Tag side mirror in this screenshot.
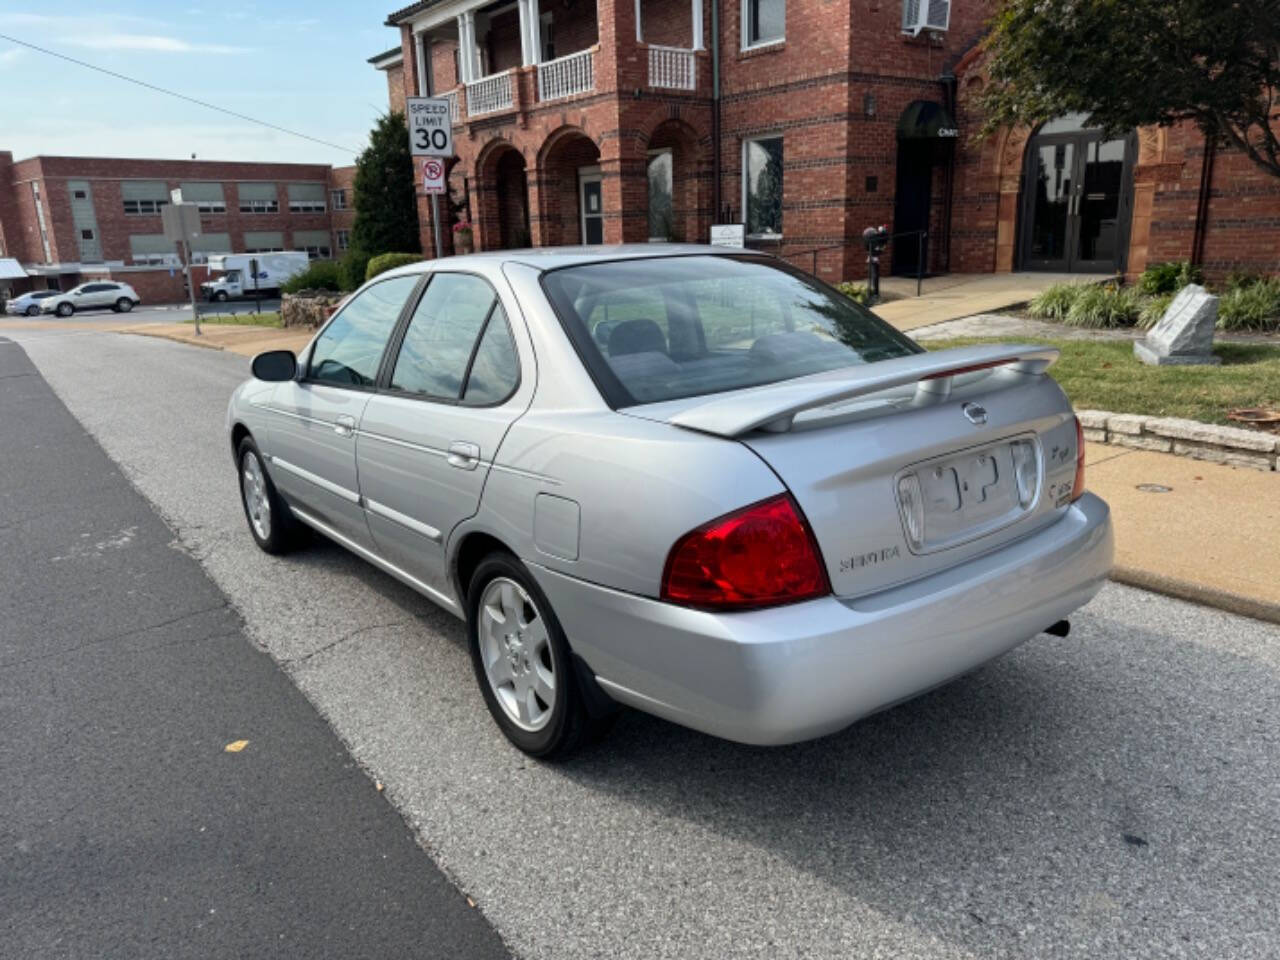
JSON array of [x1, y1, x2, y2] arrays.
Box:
[[251, 349, 297, 382]]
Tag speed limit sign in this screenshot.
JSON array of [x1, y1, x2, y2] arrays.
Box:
[[406, 97, 454, 157]]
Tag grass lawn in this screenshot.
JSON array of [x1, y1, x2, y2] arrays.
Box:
[[924, 337, 1280, 425], [184, 311, 282, 328]]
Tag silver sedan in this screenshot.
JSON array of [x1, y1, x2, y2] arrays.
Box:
[[226, 247, 1113, 757]]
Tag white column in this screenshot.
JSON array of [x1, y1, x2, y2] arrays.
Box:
[[691, 0, 704, 50], [517, 0, 532, 65], [415, 32, 430, 95], [635, 0, 644, 43], [527, 0, 542, 65], [455, 15, 470, 82]]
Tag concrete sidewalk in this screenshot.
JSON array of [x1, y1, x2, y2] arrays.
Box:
[[124, 321, 312, 355], [874, 272, 1077, 332], [1086, 442, 1280, 623], [119, 321, 1280, 624]]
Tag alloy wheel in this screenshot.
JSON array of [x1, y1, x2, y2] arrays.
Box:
[[478, 577, 557, 731], [240, 451, 272, 541]]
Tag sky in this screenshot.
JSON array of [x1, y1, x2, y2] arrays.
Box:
[[0, 4, 401, 165]]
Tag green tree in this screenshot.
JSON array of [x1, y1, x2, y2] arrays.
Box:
[[979, 0, 1280, 179], [351, 112, 421, 257]]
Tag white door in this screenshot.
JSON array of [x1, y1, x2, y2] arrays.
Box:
[[578, 168, 604, 244]]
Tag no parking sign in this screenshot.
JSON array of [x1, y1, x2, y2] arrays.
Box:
[[421, 158, 446, 195]]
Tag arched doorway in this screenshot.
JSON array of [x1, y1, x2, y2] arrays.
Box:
[[893, 100, 957, 276], [539, 129, 602, 246], [1019, 114, 1137, 273], [494, 150, 530, 249], [646, 120, 705, 244]]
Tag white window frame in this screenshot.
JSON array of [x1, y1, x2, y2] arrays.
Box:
[[741, 0, 785, 50], [239, 199, 280, 214], [301, 245, 332, 260], [742, 133, 784, 239], [335, 229, 351, 251], [288, 199, 327, 214], [331, 189, 348, 210], [196, 200, 227, 214]]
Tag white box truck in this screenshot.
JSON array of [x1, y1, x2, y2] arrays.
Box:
[[201, 252, 310, 301]]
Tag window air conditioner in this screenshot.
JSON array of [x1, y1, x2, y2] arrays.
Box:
[[903, 0, 951, 36]]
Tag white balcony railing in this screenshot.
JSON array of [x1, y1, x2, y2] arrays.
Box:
[[648, 45, 696, 90], [443, 88, 461, 124], [537, 48, 595, 102], [466, 70, 514, 117]]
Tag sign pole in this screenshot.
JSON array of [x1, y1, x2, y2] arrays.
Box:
[[185, 240, 201, 336], [251, 257, 261, 315], [431, 194, 444, 259]]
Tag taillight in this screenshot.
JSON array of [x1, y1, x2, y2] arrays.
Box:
[[661, 494, 830, 610], [1071, 416, 1086, 501]]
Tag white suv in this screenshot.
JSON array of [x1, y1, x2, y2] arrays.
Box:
[[42, 282, 141, 317]]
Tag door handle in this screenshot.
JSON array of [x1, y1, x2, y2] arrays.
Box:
[[334, 414, 356, 438], [447, 441, 481, 470]]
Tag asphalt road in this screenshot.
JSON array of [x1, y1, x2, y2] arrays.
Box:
[[0, 337, 509, 959], [9, 325, 1280, 959]]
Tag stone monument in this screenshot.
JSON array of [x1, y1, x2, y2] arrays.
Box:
[[1134, 284, 1221, 365]]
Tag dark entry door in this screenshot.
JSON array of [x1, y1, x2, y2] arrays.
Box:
[[892, 142, 933, 276], [1022, 124, 1134, 273]]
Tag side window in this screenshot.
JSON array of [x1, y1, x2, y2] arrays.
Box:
[[308, 275, 418, 387], [462, 305, 519, 405], [390, 273, 503, 400]]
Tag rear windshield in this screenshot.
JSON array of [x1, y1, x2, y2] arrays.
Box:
[[540, 255, 920, 406]]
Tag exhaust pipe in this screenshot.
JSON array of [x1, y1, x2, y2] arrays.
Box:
[[1044, 620, 1071, 638]]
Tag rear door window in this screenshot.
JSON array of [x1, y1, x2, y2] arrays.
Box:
[[388, 273, 519, 405], [307, 275, 418, 388]]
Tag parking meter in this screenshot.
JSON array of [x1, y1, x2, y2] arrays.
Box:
[[862, 225, 890, 301]]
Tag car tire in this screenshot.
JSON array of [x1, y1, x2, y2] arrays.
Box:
[[56, 302, 73, 317], [25, 305, 40, 316], [236, 437, 303, 555], [215, 291, 229, 303], [116, 298, 134, 313], [467, 552, 616, 758]]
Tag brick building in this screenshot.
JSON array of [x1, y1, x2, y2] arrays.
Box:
[[376, 0, 1279, 283], [0, 152, 359, 302]]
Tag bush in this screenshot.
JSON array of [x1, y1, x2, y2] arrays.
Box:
[[338, 250, 371, 291], [365, 252, 425, 282], [1027, 282, 1086, 321], [280, 260, 341, 295], [1217, 278, 1280, 331], [1223, 270, 1264, 293], [1063, 284, 1142, 328], [1137, 292, 1174, 330], [834, 281, 870, 305], [1138, 260, 1203, 295]]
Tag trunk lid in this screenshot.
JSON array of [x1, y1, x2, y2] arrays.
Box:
[[625, 346, 1081, 598]]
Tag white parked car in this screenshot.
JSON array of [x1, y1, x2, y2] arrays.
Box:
[[42, 282, 141, 317], [5, 289, 61, 316]]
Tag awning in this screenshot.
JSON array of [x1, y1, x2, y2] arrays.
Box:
[[897, 101, 959, 140], [0, 258, 29, 280]]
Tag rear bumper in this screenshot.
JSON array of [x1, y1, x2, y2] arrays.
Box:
[[530, 493, 1114, 745]]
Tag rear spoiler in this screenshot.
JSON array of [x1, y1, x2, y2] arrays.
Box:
[[666, 344, 1059, 437]]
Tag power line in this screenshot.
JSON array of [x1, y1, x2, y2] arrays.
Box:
[[0, 33, 361, 156]]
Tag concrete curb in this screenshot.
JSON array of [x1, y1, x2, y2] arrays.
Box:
[[1078, 409, 1279, 471], [124, 328, 227, 351], [1111, 566, 1280, 626]]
